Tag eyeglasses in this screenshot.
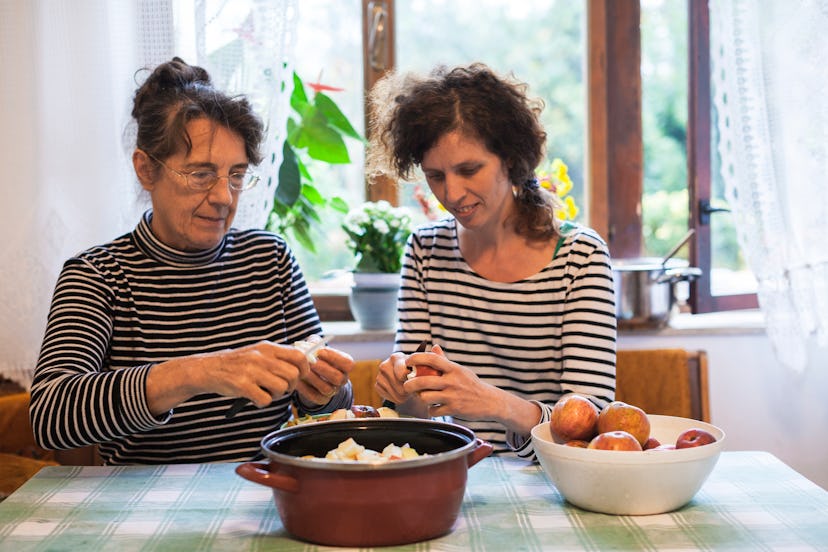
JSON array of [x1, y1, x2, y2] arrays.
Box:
[[146, 152, 259, 192]]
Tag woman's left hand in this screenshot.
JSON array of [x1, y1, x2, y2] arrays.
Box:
[[295, 347, 354, 406], [403, 345, 501, 420]]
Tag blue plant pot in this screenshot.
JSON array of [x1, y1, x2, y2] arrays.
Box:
[[349, 272, 400, 331]]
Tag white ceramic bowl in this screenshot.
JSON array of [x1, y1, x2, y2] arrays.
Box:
[[531, 414, 725, 515]]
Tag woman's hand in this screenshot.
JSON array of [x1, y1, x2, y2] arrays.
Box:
[[146, 341, 312, 415], [295, 347, 354, 406], [402, 345, 501, 420], [375, 351, 410, 405], [388, 345, 543, 435]]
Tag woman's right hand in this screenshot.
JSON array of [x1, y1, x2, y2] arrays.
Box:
[[146, 341, 309, 415], [374, 352, 412, 406]]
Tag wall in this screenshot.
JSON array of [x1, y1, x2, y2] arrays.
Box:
[[327, 314, 828, 490]]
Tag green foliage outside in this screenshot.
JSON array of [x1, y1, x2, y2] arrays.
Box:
[[641, 0, 742, 268]]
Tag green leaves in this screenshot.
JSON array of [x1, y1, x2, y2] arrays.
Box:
[[276, 141, 301, 205], [269, 72, 363, 253], [285, 72, 364, 164]]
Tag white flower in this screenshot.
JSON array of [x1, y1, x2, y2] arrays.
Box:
[[342, 200, 414, 273], [344, 210, 369, 229], [374, 200, 392, 212]]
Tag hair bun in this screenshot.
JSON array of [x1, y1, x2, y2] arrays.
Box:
[[132, 57, 212, 120], [154, 56, 211, 90]]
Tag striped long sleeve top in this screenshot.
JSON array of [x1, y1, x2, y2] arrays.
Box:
[[29, 211, 351, 465], [394, 218, 616, 458]]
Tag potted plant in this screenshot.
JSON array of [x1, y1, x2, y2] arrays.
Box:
[[267, 72, 364, 253], [341, 200, 413, 330]]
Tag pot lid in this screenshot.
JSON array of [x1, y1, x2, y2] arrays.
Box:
[[260, 418, 478, 471]]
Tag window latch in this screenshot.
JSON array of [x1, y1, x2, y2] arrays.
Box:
[[698, 199, 731, 225]]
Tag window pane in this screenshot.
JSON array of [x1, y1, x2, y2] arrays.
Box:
[[395, 0, 587, 223], [641, 0, 690, 261], [291, 0, 365, 283]]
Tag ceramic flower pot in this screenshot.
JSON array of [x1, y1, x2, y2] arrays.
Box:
[[349, 272, 400, 331]]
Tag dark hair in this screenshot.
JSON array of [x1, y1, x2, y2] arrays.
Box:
[[131, 57, 264, 165], [368, 63, 563, 240]]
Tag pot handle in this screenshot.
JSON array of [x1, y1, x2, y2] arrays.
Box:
[[235, 462, 300, 493], [654, 266, 703, 284], [467, 439, 494, 468]]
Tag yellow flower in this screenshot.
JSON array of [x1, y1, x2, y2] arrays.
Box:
[[537, 158, 579, 221], [561, 195, 579, 221]]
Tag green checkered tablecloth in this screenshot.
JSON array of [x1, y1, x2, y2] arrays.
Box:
[[1, 451, 827, 551]]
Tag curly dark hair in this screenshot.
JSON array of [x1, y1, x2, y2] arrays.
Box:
[[368, 63, 564, 240], [131, 57, 264, 165]]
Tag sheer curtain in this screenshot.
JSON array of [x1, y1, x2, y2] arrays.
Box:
[[710, 0, 828, 371], [0, 0, 296, 388]]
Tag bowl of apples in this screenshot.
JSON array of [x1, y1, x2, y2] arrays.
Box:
[[531, 396, 725, 515]]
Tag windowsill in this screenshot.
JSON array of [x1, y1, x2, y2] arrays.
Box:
[[620, 309, 766, 336], [323, 309, 766, 345]]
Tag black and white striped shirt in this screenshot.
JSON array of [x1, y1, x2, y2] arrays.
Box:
[[30, 211, 350, 464], [395, 218, 616, 458]]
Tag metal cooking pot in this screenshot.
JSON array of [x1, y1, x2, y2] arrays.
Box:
[[612, 258, 702, 329], [236, 418, 493, 547]]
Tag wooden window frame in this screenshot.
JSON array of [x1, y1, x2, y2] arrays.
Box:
[[316, 0, 757, 322], [592, 0, 758, 313], [687, 0, 758, 312]]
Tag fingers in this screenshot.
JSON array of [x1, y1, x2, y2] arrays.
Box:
[[375, 353, 412, 404], [294, 347, 354, 406]]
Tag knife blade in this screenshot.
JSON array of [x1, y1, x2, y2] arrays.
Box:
[[381, 339, 428, 409]]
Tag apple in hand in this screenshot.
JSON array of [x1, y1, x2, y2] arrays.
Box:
[[588, 430, 643, 451], [409, 365, 440, 378], [675, 428, 717, 448], [597, 401, 651, 447], [550, 394, 599, 442]]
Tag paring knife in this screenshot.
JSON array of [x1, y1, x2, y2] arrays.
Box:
[[381, 339, 429, 409]]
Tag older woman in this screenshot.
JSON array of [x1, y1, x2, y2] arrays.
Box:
[[29, 58, 354, 464], [370, 64, 616, 458]]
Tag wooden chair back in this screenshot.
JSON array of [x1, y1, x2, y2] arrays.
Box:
[[616, 348, 710, 422], [350, 359, 384, 408]]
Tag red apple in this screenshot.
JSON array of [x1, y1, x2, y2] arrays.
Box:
[[675, 428, 716, 448], [643, 437, 661, 450], [411, 365, 440, 377], [588, 430, 643, 451], [650, 443, 676, 451], [350, 405, 379, 418], [550, 394, 599, 442], [564, 440, 590, 448], [597, 401, 651, 447]]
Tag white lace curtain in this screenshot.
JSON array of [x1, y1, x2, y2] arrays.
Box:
[[710, 0, 828, 371], [0, 0, 296, 388]]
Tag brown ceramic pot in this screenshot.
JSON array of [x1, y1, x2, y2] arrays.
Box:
[[236, 418, 493, 547]]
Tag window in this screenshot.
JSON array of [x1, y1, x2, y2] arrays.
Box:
[[291, 0, 757, 316], [394, 0, 586, 219], [686, 0, 759, 312]]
